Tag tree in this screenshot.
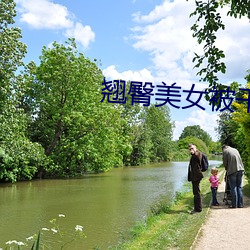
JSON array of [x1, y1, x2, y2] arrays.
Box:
[[178, 136, 209, 156], [127, 104, 174, 165], [0, 0, 47, 182], [143, 105, 174, 162], [117, 81, 141, 166], [179, 125, 212, 146], [24, 39, 129, 175], [215, 111, 240, 147], [0, 0, 27, 108], [215, 80, 246, 152], [128, 121, 153, 166], [231, 73, 250, 176], [189, 0, 250, 97]]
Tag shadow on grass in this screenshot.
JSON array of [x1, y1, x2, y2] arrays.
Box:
[[149, 190, 213, 216]]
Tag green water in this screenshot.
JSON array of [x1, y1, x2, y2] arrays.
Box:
[[0, 160, 221, 249]]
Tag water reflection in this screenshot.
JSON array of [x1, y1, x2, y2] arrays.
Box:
[[0, 159, 221, 249]]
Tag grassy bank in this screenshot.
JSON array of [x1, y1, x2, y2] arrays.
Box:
[[111, 169, 225, 250]]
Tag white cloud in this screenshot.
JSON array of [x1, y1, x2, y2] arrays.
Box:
[[16, 0, 73, 29], [65, 22, 95, 48], [16, 0, 95, 48], [131, 0, 250, 85], [103, 65, 154, 83], [132, 1, 174, 23], [131, 0, 198, 85], [214, 7, 250, 82]]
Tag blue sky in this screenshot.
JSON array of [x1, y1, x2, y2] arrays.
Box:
[[14, 0, 250, 141]]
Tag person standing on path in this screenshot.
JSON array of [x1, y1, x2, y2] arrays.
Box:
[[222, 144, 244, 208], [209, 168, 220, 206], [188, 143, 204, 214]]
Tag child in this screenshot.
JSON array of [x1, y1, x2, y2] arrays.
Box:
[[209, 168, 220, 206]]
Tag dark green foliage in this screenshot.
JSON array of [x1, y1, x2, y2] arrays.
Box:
[[144, 105, 173, 162], [189, 0, 250, 178], [225, 0, 250, 18], [216, 111, 240, 147], [129, 105, 174, 165]]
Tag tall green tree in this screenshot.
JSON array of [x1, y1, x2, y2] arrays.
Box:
[[143, 105, 174, 162], [25, 39, 128, 175], [0, 0, 26, 108], [128, 121, 153, 166], [118, 81, 141, 166], [216, 111, 240, 147], [0, 0, 47, 182], [127, 104, 173, 165]]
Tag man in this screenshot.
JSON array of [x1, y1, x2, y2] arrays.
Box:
[[222, 144, 244, 208], [188, 143, 204, 214]]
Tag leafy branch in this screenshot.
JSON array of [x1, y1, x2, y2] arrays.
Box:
[[189, 0, 250, 99]]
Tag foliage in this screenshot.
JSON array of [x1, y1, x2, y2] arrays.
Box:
[[24, 39, 129, 175], [215, 80, 247, 155], [0, 0, 48, 182], [127, 104, 174, 165], [0, 135, 49, 183], [215, 111, 240, 147], [231, 75, 250, 176], [178, 136, 209, 156], [209, 140, 222, 154], [189, 0, 250, 97], [0, 0, 219, 181], [128, 122, 153, 166], [221, 0, 250, 18], [215, 74, 249, 176], [0, 0, 27, 108], [179, 125, 212, 145], [190, 0, 226, 89], [143, 105, 174, 163], [117, 82, 142, 166], [171, 148, 190, 161]]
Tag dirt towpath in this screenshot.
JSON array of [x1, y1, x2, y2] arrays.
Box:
[[192, 173, 250, 250]]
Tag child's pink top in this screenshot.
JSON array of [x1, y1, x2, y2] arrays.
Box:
[[209, 175, 219, 188]]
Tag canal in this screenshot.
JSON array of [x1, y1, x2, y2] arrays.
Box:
[[0, 159, 221, 249]]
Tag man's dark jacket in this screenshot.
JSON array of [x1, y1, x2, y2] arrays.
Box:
[[188, 150, 204, 182]]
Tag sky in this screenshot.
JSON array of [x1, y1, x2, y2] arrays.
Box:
[[14, 0, 250, 141]]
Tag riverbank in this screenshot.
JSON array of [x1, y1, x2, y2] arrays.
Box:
[[112, 169, 225, 249]]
